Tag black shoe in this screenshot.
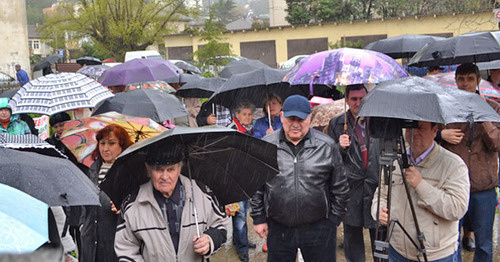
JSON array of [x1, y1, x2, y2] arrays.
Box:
[[462, 237, 476, 252], [238, 252, 249, 262], [248, 241, 256, 249]]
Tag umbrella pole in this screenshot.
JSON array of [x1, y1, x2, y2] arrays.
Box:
[[343, 97, 348, 134], [185, 147, 201, 238], [267, 105, 272, 129]]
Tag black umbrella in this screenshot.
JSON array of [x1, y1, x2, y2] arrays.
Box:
[[408, 31, 500, 67], [163, 73, 201, 84], [100, 125, 279, 207], [92, 88, 188, 123], [0, 88, 20, 98], [76, 56, 102, 66], [358, 77, 500, 124], [176, 77, 226, 98], [0, 147, 99, 206], [365, 34, 446, 59], [33, 54, 61, 71], [219, 58, 269, 79], [174, 60, 202, 74], [0, 134, 67, 158]]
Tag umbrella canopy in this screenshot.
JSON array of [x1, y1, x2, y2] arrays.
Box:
[[219, 58, 269, 79], [476, 59, 500, 71], [358, 76, 500, 124], [98, 58, 182, 86], [0, 134, 67, 158], [0, 183, 49, 254], [174, 60, 202, 74], [0, 87, 20, 98], [163, 73, 201, 85], [310, 99, 346, 130], [92, 88, 188, 123], [125, 80, 176, 93], [208, 67, 293, 109], [33, 54, 61, 71], [365, 34, 446, 59], [423, 71, 500, 102], [77, 65, 111, 80], [9, 72, 113, 115], [102, 58, 116, 63], [408, 31, 500, 67], [76, 56, 102, 66], [61, 111, 167, 167], [284, 48, 409, 87], [100, 125, 279, 207], [176, 77, 226, 98], [0, 147, 100, 206]]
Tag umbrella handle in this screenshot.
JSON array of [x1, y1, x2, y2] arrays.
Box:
[[344, 98, 348, 134], [267, 105, 272, 129], [185, 146, 201, 238]]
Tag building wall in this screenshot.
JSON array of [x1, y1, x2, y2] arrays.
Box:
[[163, 11, 498, 67], [1, 0, 31, 77], [269, 0, 289, 27]]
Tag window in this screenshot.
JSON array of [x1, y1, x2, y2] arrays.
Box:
[[34, 40, 40, 49]]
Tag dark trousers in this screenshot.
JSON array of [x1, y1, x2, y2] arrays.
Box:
[[458, 188, 496, 262], [232, 200, 249, 254], [267, 218, 337, 262], [344, 224, 376, 262]]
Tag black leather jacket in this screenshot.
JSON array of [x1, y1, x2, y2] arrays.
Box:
[[250, 128, 349, 227]]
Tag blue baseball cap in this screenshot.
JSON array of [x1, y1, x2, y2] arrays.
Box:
[[282, 95, 311, 120]]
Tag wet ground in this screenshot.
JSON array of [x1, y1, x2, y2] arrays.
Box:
[[212, 213, 500, 261]]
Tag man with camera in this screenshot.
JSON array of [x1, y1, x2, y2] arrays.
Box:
[[327, 84, 380, 262], [372, 121, 470, 261]]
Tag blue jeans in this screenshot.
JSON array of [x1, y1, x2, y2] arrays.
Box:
[[389, 245, 458, 262], [457, 188, 497, 262], [232, 200, 249, 254], [267, 218, 337, 262]]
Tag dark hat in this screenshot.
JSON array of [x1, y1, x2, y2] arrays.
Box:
[[282, 95, 311, 120], [145, 141, 184, 166], [49, 112, 71, 126]]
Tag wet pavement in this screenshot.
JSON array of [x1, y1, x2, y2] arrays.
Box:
[[212, 213, 500, 261]]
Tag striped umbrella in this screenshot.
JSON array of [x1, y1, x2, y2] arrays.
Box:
[[0, 134, 66, 158], [9, 72, 113, 115]]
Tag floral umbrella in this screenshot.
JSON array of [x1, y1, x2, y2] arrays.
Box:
[[283, 47, 409, 87], [60, 111, 167, 167], [77, 65, 111, 80], [125, 80, 176, 93], [423, 71, 500, 102]]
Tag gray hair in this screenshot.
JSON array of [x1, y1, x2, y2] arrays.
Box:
[[234, 100, 255, 114]]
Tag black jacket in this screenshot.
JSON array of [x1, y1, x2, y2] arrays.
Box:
[[327, 112, 380, 228], [250, 128, 349, 227], [79, 160, 118, 262]]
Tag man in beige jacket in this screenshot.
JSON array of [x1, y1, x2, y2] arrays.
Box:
[[372, 121, 470, 261]]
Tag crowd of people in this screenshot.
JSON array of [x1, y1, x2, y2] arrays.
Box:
[[1, 59, 499, 262]]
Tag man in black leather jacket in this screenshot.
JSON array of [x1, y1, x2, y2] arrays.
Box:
[[327, 84, 380, 262], [250, 95, 349, 262]]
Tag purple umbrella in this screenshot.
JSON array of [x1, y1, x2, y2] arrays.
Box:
[[283, 48, 409, 87], [98, 58, 182, 86]]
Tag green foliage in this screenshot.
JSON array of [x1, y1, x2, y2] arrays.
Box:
[[191, 14, 233, 75], [29, 55, 42, 65], [329, 40, 364, 49], [40, 0, 193, 61], [26, 0, 54, 24], [285, 4, 312, 25]]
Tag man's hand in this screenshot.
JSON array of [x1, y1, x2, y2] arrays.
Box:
[[193, 234, 211, 256], [266, 127, 274, 135], [441, 129, 464, 144], [254, 223, 268, 238], [339, 134, 351, 149], [110, 201, 120, 215], [405, 166, 422, 189], [207, 114, 216, 125], [378, 206, 392, 226]]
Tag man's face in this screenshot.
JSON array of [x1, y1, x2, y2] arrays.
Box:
[[281, 112, 311, 144], [147, 162, 182, 197], [15, 65, 20, 71], [490, 69, 500, 86], [0, 108, 11, 122], [53, 122, 65, 137], [235, 108, 253, 126], [346, 88, 367, 117], [456, 73, 479, 93], [404, 121, 437, 158]]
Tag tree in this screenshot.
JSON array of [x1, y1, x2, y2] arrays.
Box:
[[40, 0, 193, 61], [211, 0, 244, 24], [329, 39, 364, 49], [285, 3, 312, 25], [191, 14, 233, 76]]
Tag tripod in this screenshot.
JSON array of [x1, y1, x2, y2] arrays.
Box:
[[372, 123, 429, 262]]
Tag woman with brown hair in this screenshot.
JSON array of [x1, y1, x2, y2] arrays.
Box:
[[80, 124, 133, 262]]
